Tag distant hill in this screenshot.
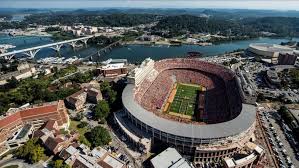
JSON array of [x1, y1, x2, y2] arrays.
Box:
[[1, 8, 299, 18]]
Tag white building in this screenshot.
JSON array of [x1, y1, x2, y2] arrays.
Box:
[[151, 148, 195, 168], [247, 43, 298, 64], [127, 58, 155, 86]]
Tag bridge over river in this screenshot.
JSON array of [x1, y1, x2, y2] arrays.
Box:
[[0, 35, 102, 60]]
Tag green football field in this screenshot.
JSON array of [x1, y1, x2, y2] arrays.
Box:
[[169, 83, 200, 116]]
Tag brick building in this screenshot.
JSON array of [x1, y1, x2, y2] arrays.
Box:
[[65, 87, 102, 110], [0, 100, 69, 146]]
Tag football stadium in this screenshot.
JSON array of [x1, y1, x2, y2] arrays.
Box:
[[115, 58, 261, 165]]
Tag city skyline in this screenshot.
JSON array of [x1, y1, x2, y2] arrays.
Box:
[[1, 0, 299, 10]]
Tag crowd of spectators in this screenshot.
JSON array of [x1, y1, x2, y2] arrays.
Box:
[[133, 58, 243, 124]]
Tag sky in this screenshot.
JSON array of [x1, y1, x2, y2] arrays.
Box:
[[1, 0, 299, 10]]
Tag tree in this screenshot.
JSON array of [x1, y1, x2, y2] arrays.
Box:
[[7, 76, 19, 88], [77, 121, 88, 128], [74, 113, 84, 121], [53, 160, 64, 168], [278, 106, 295, 126], [15, 138, 45, 163], [107, 88, 117, 104], [100, 81, 110, 92], [15, 138, 37, 158], [87, 126, 112, 147], [18, 79, 49, 103], [79, 135, 91, 147], [94, 100, 110, 121], [51, 159, 70, 168], [29, 145, 44, 163]]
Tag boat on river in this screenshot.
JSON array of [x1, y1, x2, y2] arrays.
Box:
[[187, 51, 203, 58]]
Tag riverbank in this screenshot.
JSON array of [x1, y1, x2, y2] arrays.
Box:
[[123, 40, 213, 46], [1, 34, 298, 63], [99, 37, 299, 63], [0, 30, 51, 37]]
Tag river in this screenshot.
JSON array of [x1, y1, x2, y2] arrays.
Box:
[[0, 34, 297, 63]]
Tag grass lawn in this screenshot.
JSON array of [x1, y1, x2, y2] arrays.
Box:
[[169, 83, 200, 116], [69, 120, 91, 147]]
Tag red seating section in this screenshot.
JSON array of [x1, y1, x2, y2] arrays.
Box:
[[134, 59, 242, 124]]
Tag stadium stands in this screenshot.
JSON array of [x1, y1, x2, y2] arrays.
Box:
[[134, 58, 242, 124], [120, 58, 257, 164]]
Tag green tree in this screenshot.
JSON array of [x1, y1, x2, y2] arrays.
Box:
[[15, 138, 45, 163], [71, 71, 94, 83], [278, 106, 295, 126], [18, 79, 49, 103], [100, 81, 110, 92], [51, 159, 70, 168], [107, 88, 117, 104], [15, 138, 37, 158], [79, 135, 91, 147], [29, 145, 44, 163], [7, 76, 19, 88], [87, 126, 111, 147], [53, 159, 63, 168], [74, 113, 84, 121], [77, 121, 88, 128], [94, 100, 110, 120]]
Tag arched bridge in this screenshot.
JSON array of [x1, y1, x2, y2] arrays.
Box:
[[0, 35, 101, 59]]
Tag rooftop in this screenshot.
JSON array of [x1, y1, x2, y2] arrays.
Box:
[[151, 148, 194, 168], [0, 101, 62, 128], [250, 43, 296, 53], [102, 154, 125, 168]]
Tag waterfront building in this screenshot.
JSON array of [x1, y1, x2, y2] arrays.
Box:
[[247, 43, 298, 64], [98, 59, 128, 78], [278, 53, 298, 65]]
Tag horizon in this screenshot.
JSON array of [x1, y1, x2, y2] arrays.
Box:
[[1, 0, 299, 11]]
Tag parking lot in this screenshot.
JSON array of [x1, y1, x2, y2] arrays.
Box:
[[258, 107, 299, 168]]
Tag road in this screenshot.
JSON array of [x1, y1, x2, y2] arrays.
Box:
[[0, 158, 43, 168], [51, 65, 96, 84], [108, 128, 140, 168], [105, 112, 143, 168]]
